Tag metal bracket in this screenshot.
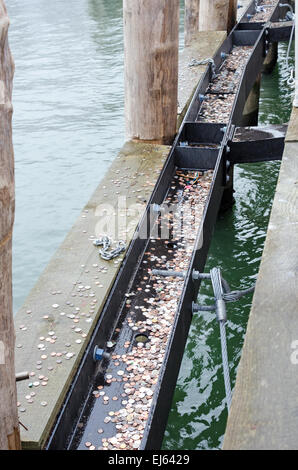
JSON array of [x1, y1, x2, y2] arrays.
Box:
[[267, 20, 294, 42], [228, 124, 287, 164]]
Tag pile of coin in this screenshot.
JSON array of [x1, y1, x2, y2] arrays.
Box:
[[250, 0, 278, 22], [209, 47, 252, 95], [81, 170, 214, 450], [197, 46, 253, 123]]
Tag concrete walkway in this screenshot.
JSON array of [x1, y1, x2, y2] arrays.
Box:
[[223, 107, 298, 450]]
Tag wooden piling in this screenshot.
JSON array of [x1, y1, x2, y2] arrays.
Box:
[[184, 0, 200, 46], [199, 0, 230, 32], [123, 0, 180, 144], [227, 0, 238, 34], [0, 1, 20, 450]]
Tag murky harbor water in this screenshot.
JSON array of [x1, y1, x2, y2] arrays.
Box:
[[163, 42, 294, 450], [74, 169, 213, 450], [7, 0, 294, 451]]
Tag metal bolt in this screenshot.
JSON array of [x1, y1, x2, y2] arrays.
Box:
[[93, 346, 110, 362], [192, 270, 211, 280]]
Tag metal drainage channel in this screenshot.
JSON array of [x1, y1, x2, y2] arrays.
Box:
[[46, 0, 291, 451]]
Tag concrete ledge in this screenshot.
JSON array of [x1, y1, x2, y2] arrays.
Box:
[[223, 107, 298, 449], [177, 31, 227, 128], [176, 1, 248, 128], [15, 141, 169, 449]]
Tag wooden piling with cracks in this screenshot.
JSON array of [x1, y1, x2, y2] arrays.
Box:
[[123, 0, 180, 145], [184, 0, 200, 46], [0, 0, 21, 451]]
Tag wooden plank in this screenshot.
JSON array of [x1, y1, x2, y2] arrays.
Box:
[[123, 0, 180, 144], [223, 110, 298, 449], [15, 27, 229, 449], [285, 106, 298, 141], [0, 1, 21, 450]]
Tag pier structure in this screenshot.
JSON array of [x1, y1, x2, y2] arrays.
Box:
[[0, 0, 296, 451], [0, 1, 21, 450]]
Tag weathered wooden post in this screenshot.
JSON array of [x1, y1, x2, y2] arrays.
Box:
[[227, 0, 238, 34], [0, 1, 20, 450], [199, 0, 230, 31], [123, 0, 180, 144], [185, 0, 200, 46]]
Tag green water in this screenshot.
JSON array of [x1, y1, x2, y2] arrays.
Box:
[[163, 42, 295, 450]]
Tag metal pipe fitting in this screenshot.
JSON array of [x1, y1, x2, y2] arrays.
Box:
[[16, 371, 29, 382], [216, 299, 227, 322], [151, 269, 186, 278]]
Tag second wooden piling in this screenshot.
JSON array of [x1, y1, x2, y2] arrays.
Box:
[[123, 0, 180, 144]]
